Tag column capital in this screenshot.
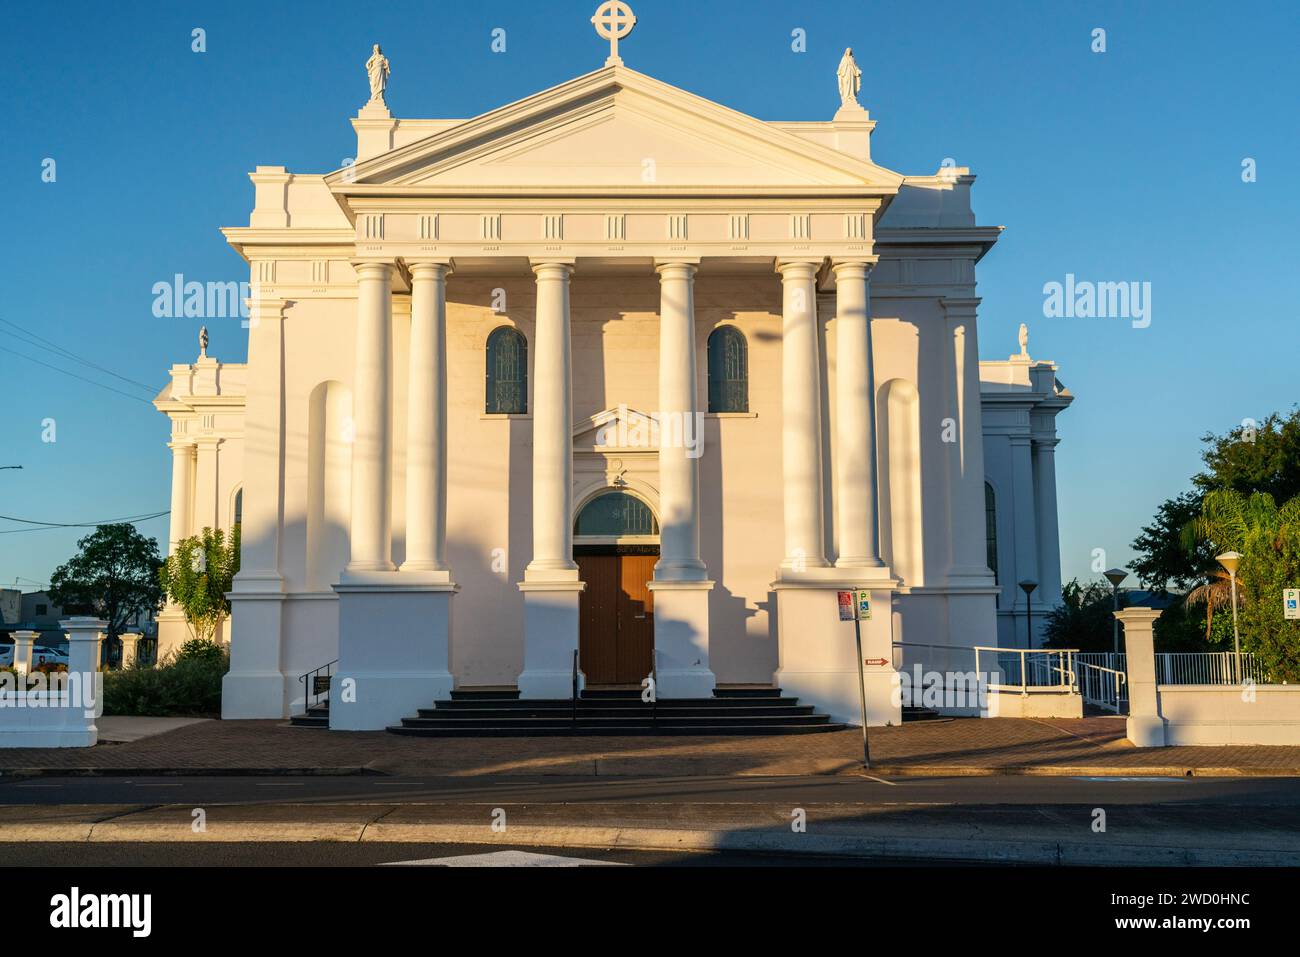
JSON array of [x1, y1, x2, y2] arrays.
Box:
[[654, 258, 700, 274], [167, 439, 196, 451], [529, 258, 576, 276], [940, 296, 982, 318], [350, 258, 397, 277], [830, 258, 878, 279], [775, 258, 823, 278], [405, 258, 454, 277]]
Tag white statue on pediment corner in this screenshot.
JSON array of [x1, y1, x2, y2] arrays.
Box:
[[837, 47, 862, 109], [366, 44, 391, 105]]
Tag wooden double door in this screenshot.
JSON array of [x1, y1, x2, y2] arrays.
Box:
[[577, 552, 656, 686]]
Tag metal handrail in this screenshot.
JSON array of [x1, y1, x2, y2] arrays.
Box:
[[973, 646, 1078, 696], [571, 649, 579, 730], [298, 659, 337, 714], [1076, 660, 1127, 713], [650, 650, 659, 728]]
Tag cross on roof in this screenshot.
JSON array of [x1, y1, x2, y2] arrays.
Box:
[[591, 1, 636, 66]]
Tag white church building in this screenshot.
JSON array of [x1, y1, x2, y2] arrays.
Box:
[[155, 9, 1071, 730]]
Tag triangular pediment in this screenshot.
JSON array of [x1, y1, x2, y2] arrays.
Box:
[[575, 406, 660, 451], [332, 66, 903, 193]]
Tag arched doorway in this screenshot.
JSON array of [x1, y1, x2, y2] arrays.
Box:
[[574, 490, 659, 686]]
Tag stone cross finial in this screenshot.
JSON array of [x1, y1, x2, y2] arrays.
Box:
[[366, 43, 391, 105], [837, 47, 862, 109], [592, 1, 636, 66]]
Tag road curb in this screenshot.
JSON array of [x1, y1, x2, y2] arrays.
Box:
[[2, 763, 1297, 779], [2, 819, 1293, 866], [0, 767, 372, 779]]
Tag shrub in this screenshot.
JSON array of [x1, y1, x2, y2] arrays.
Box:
[[102, 646, 228, 717], [175, 638, 225, 664]]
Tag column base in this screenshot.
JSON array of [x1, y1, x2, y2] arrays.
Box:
[[222, 671, 293, 720], [518, 581, 585, 699], [224, 585, 288, 719], [330, 581, 457, 730], [1127, 714, 1168, 748], [647, 580, 715, 699], [773, 581, 900, 726]]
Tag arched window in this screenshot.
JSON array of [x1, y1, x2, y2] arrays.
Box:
[[985, 482, 999, 584], [485, 327, 527, 414], [707, 326, 748, 413], [233, 488, 243, 526], [574, 491, 659, 537]]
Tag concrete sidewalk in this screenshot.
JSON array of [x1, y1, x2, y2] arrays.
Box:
[[3, 716, 1300, 778], [5, 800, 1299, 865]]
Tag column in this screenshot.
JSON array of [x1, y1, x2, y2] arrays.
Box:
[[518, 259, 584, 699], [942, 299, 996, 582], [777, 259, 829, 574], [62, 617, 106, 746], [193, 437, 222, 534], [832, 260, 885, 570], [119, 632, 142, 669], [1032, 437, 1063, 609], [1010, 436, 1039, 607], [653, 261, 707, 581], [401, 260, 452, 579], [524, 260, 579, 582], [1116, 608, 1165, 747], [332, 258, 456, 730], [11, 630, 37, 676], [166, 440, 194, 554], [649, 261, 714, 698], [346, 259, 395, 574], [223, 294, 289, 718]]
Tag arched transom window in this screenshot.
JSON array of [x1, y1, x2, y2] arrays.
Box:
[[574, 491, 659, 538]]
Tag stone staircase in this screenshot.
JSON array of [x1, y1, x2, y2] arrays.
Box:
[[384, 686, 847, 736]]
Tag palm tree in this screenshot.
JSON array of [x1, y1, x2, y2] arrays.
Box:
[[1184, 568, 1232, 639]]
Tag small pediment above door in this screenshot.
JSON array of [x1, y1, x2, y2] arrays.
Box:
[[575, 406, 660, 452]]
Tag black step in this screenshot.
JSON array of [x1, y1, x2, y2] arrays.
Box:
[[386, 687, 843, 737], [902, 705, 944, 722]]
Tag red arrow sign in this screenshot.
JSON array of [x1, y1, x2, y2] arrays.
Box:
[[863, 658, 889, 666]]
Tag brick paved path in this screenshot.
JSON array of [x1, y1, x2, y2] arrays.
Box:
[[2, 716, 1299, 776]]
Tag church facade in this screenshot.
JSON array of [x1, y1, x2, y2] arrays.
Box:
[[155, 20, 1071, 729]]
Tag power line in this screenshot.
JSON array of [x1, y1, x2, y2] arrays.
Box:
[[0, 510, 169, 534], [0, 318, 158, 394], [0, 344, 156, 405]]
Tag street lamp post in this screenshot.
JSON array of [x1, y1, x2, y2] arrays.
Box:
[[1216, 551, 1243, 683], [1018, 580, 1038, 649], [1104, 567, 1129, 664]]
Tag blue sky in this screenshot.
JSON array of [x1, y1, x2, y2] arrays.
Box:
[[2, 0, 1297, 592]]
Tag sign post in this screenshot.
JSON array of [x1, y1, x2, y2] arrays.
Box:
[[839, 590, 872, 769]]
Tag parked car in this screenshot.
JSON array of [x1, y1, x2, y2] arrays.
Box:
[[32, 646, 70, 667]]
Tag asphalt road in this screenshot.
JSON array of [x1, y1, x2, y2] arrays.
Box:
[[0, 840, 970, 867], [2, 772, 1300, 806]]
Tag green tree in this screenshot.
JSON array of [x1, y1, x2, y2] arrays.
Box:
[[1042, 579, 1116, 652], [158, 526, 240, 644], [1186, 489, 1300, 681], [1132, 408, 1300, 592], [47, 523, 164, 643]]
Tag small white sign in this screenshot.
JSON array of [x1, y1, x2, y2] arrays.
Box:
[[1284, 588, 1300, 620]]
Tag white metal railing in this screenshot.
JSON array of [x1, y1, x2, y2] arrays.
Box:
[[1076, 660, 1127, 713], [973, 647, 1077, 695], [1154, 652, 1264, 686]]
